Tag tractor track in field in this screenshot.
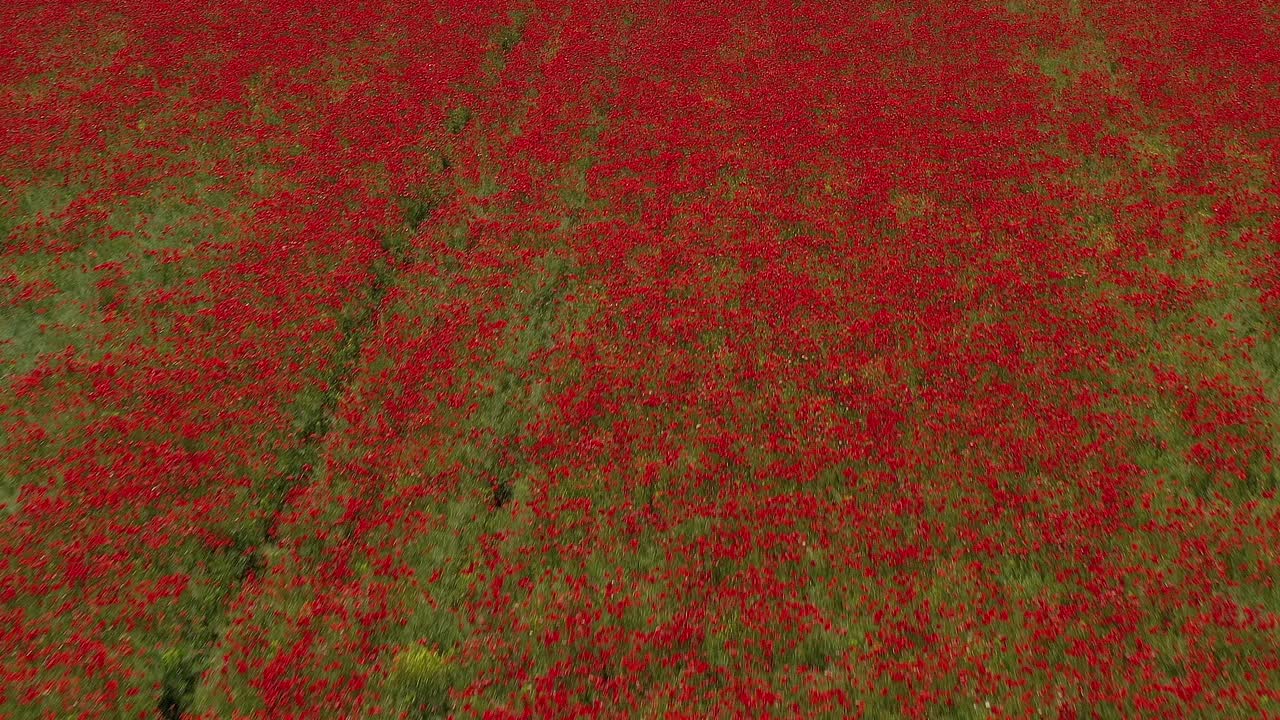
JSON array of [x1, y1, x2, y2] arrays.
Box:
[[157, 174, 429, 720], [155, 12, 535, 719]]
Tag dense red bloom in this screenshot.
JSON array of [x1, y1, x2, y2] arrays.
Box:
[[2, 0, 1278, 718]]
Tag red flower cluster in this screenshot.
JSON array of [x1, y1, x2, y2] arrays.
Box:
[[2, 0, 1277, 718]]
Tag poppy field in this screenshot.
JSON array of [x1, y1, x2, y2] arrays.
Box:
[[2, 0, 1279, 718]]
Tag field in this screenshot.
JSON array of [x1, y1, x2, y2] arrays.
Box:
[[3, 0, 1280, 718]]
